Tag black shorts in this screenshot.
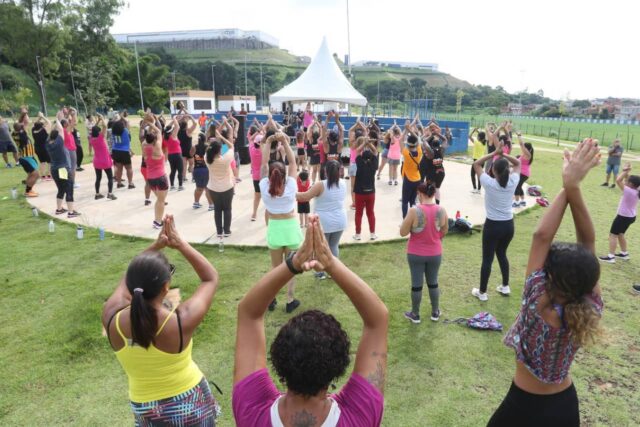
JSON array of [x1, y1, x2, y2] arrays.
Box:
[[192, 167, 208, 189], [297, 202, 310, 214], [427, 170, 445, 188], [610, 214, 636, 235], [297, 147, 306, 156], [253, 179, 261, 193], [35, 145, 50, 163], [148, 175, 169, 192], [181, 143, 193, 159], [0, 140, 16, 153], [111, 150, 131, 166]]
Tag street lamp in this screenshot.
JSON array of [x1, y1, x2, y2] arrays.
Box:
[[35, 55, 47, 115]]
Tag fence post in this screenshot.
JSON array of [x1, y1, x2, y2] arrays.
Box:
[[577, 129, 581, 141], [627, 125, 631, 150], [630, 134, 634, 151], [557, 125, 561, 146], [589, 130, 593, 138], [526, 124, 529, 134], [602, 131, 605, 142]]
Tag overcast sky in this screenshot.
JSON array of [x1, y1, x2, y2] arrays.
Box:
[[112, 0, 640, 100]]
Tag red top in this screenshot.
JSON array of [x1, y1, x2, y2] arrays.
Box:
[[165, 137, 182, 155], [407, 204, 444, 257], [63, 129, 76, 151], [297, 177, 310, 205], [143, 143, 166, 179]]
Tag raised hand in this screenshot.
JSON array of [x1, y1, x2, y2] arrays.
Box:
[[293, 223, 315, 272], [562, 138, 601, 188], [163, 215, 185, 249], [308, 216, 334, 272]]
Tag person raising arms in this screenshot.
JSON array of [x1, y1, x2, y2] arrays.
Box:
[[141, 118, 169, 229], [102, 215, 221, 425], [89, 114, 116, 201], [469, 128, 486, 193], [353, 136, 379, 241], [488, 139, 603, 427], [513, 132, 534, 207], [233, 216, 387, 426]]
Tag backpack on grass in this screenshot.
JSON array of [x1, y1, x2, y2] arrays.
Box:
[[443, 312, 503, 331]]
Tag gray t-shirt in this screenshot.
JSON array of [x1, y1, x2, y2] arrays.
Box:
[[0, 122, 11, 142], [480, 173, 520, 221], [607, 145, 623, 166]]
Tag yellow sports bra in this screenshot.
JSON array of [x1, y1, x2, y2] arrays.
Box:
[[113, 306, 203, 403]]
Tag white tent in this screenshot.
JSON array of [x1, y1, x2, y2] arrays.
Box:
[[270, 37, 367, 107]]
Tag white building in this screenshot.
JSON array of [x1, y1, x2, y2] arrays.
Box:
[[616, 105, 640, 121], [113, 28, 279, 48], [170, 90, 216, 114], [217, 95, 256, 113], [352, 60, 439, 71]]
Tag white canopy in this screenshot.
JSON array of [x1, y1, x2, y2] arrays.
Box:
[[270, 37, 367, 107]]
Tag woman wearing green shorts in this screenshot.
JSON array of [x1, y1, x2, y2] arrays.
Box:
[[259, 131, 303, 314]]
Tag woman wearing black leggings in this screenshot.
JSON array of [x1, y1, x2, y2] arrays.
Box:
[[470, 147, 521, 301]]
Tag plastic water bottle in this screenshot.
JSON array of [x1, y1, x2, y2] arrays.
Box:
[[10, 188, 17, 199], [76, 226, 84, 240], [98, 227, 105, 241], [48, 220, 55, 233], [218, 239, 224, 253], [455, 210, 461, 220], [32, 207, 39, 217]]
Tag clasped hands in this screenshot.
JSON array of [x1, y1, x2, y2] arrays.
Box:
[[291, 215, 335, 273]]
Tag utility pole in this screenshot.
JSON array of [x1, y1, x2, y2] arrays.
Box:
[[346, 0, 352, 80], [244, 55, 248, 96], [211, 64, 216, 112], [67, 56, 79, 113], [171, 71, 176, 91], [133, 41, 144, 111], [260, 63, 264, 109], [35, 55, 47, 115]]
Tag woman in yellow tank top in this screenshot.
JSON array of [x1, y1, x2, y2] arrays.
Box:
[[102, 215, 220, 425]]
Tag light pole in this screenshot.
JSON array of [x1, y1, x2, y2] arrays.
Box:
[[171, 71, 176, 91], [244, 55, 248, 96], [211, 64, 216, 112], [67, 55, 79, 113], [133, 41, 144, 111], [35, 55, 47, 115]]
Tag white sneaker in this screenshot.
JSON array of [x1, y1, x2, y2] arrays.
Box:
[[471, 288, 488, 301], [497, 285, 511, 296], [370, 233, 378, 241], [353, 234, 361, 241]]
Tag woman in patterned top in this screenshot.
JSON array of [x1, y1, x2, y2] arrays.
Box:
[[488, 139, 604, 427]]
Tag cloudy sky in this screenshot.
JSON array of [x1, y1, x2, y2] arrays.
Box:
[[112, 0, 640, 100]]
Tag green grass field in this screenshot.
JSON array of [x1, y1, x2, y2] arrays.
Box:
[[0, 140, 639, 425]]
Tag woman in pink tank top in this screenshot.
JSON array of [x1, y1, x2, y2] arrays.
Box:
[[399, 182, 449, 323], [386, 123, 404, 185], [141, 120, 169, 229], [513, 133, 534, 207], [89, 115, 116, 201]]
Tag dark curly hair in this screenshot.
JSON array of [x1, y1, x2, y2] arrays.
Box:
[[270, 310, 351, 397]]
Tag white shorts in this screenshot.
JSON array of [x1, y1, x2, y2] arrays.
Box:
[[348, 163, 357, 177]]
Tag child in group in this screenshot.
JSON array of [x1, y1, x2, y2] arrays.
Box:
[[599, 162, 639, 263], [297, 170, 311, 227]]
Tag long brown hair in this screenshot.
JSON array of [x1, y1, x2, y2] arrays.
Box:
[[268, 161, 286, 197]]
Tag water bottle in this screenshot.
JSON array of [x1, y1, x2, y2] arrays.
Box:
[[98, 227, 105, 241], [77, 226, 84, 240], [48, 220, 55, 233], [11, 188, 17, 199], [32, 207, 39, 217], [218, 239, 224, 253], [455, 210, 461, 220]]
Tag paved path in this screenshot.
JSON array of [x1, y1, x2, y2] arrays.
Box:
[[27, 158, 537, 247]]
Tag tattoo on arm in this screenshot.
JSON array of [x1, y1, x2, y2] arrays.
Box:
[[366, 351, 387, 392], [292, 410, 317, 427]]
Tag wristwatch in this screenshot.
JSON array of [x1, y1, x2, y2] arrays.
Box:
[[286, 251, 303, 275]]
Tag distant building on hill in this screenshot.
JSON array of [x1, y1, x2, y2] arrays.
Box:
[[113, 28, 279, 50], [352, 60, 439, 71]]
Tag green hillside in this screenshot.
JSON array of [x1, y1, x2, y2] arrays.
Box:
[[0, 64, 73, 114]]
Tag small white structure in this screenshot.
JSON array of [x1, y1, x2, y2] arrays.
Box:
[[218, 95, 256, 113], [170, 90, 216, 114]]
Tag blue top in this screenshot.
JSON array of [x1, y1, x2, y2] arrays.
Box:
[[480, 173, 519, 221], [46, 135, 71, 170], [111, 128, 131, 152], [314, 180, 347, 233]]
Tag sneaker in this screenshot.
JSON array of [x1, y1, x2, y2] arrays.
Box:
[[128, 183, 136, 189], [95, 194, 105, 200], [55, 208, 67, 215], [370, 233, 378, 241], [344, 176, 350, 180], [315, 272, 328, 280], [388, 180, 393, 185], [610, 184, 616, 189], [286, 299, 301, 313], [193, 202, 202, 209], [598, 255, 615, 264], [614, 252, 630, 261], [519, 200, 526, 207], [67, 211, 81, 218], [178, 186, 185, 191], [350, 204, 356, 210], [632, 284, 640, 295], [107, 193, 117, 200], [170, 186, 176, 191], [471, 288, 488, 301], [600, 182, 609, 187], [377, 174, 381, 180], [235, 178, 242, 183], [24, 191, 39, 198], [512, 202, 519, 208], [144, 199, 152, 206], [76, 167, 84, 172], [117, 183, 126, 189], [353, 234, 361, 241], [251, 216, 257, 222], [430, 310, 441, 322], [152, 220, 163, 229], [268, 299, 277, 311], [223, 231, 232, 238], [5, 163, 13, 168], [404, 311, 421, 324], [208, 204, 215, 211], [394, 180, 399, 186], [496, 285, 511, 296], [73, 183, 80, 189]]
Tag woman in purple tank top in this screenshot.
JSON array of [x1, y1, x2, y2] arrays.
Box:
[[488, 139, 604, 427]]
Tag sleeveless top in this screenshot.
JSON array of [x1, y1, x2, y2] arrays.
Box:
[[326, 141, 341, 162], [113, 307, 203, 402], [407, 204, 443, 257], [314, 180, 347, 233], [387, 136, 402, 160], [143, 143, 166, 179], [193, 144, 207, 169], [503, 269, 603, 384], [520, 156, 531, 177], [178, 128, 192, 151], [90, 134, 113, 170]]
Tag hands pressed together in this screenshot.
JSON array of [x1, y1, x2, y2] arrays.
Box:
[[291, 215, 335, 273], [152, 215, 185, 251], [562, 138, 601, 189]]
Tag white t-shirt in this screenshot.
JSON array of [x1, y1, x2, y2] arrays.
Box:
[[480, 173, 519, 221], [259, 176, 297, 214]]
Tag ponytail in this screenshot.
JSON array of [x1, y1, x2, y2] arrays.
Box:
[[564, 297, 601, 347], [125, 252, 171, 349], [417, 181, 437, 198], [206, 140, 222, 164], [493, 158, 510, 188], [268, 161, 286, 197]]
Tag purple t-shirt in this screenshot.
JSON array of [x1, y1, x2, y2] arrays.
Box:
[[618, 185, 639, 218], [232, 369, 384, 426]]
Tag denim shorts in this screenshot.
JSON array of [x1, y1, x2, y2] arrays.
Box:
[[606, 163, 620, 175]]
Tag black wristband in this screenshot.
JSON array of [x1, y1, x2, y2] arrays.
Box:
[[285, 251, 303, 275]]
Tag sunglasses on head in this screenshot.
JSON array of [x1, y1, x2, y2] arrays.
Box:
[[169, 264, 176, 276]]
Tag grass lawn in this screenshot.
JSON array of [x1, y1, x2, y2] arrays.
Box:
[[0, 145, 639, 425]]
